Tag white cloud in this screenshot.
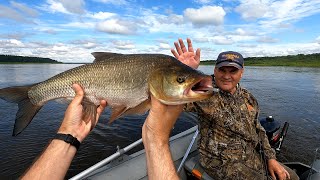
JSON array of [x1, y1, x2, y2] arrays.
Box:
[[257, 36, 279, 43], [240, 42, 320, 58], [259, 0, 320, 29], [0, 5, 34, 23], [63, 21, 95, 29], [94, 0, 128, 6], [0, 39, 97, 63], [46, 0, 70, 14], [70, 39, 98, 49], [33, 25, 68, 34], [157, 14, 184, 25], [86, 11, 116, 20], [159, 43, 171, 49], [42, 29, 58, 34], [0, 32, 32, 40], [193, 37, 210, 43], [0, 0, 319, 63], [276, 23, 292, 29], [10, 1, 39, 17], [58, 0, 85, 14], [0, 39, 25, 48], [232, 28, 256, 37], [184, 6, 226, 26], [212, 36, 234, 45], [237, 44, 258, 48], [45, 0, 85, 15], [235, 1, 269, 20], [112, 40, 135, 49], [235, 28, 247, 35], [52, 43, 69, 52], [139, 10, 186, 34], [96, 19, 137, 35], [193, 0, 213, 4], [83, 42, 98, 49], [316, 36, 320, 44]]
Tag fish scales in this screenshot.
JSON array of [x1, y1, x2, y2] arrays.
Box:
[[0, 53, 214, 136], [29, 54, 175, 106]]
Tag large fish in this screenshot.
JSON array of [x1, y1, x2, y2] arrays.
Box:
[[0, 53, 214, 136]]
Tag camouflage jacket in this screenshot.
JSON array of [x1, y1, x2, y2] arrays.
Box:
[[185, 81, 276, 180]]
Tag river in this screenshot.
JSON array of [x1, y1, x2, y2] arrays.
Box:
[[0, 64, 319, 178]]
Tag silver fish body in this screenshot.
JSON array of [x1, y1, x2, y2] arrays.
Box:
[[0, 53, 214, 136]]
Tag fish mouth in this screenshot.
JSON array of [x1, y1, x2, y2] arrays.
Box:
[[184, 76, 217, 96]]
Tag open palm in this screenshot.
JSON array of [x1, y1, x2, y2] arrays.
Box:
[[171, 38, 200, 69]]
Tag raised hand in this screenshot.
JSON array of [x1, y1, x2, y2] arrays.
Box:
[[171, 38, 201, 69]]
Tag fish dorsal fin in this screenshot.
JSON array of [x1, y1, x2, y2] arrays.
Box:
[[91, 52, 123, 63], [108, 99, 151, 124]]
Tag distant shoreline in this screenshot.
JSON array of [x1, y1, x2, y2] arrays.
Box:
[[1, 53, 319, 67], [200, 53, 320, 67], [0, 62, 85, 64], [0, 54, 61, 64]]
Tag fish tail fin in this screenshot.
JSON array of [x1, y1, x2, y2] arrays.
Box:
[[0, 86, 42, 136]]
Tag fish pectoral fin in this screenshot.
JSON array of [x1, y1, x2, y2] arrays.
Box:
[[122, 99, 151, 116], [108, 100, 151, 124], [81, 100, 98, 127], [108, 105, 128, 124]]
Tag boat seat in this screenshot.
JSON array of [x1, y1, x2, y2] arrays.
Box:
[[184, 155, 214, 180]]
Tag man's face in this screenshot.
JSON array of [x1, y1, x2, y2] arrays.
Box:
[[214, 66, 243, 94]]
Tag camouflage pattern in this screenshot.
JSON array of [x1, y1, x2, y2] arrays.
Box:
[[185, 80, 276, 180]]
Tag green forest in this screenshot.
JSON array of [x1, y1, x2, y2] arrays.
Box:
[[0, 53, 320, 67], [0, 55, 61, 64], [200, 53, 320, 67]]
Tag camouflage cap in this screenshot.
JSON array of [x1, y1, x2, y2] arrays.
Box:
[[215, 51, 244, 69]]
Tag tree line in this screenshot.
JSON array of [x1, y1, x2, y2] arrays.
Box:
[[200, 53, 320, 67], [1, 53, 319, 67], [0, 55, 61, 63]]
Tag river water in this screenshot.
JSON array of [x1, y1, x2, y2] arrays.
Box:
[[0, 64, 319, 179]]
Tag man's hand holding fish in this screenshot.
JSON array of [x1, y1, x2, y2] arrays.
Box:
[[21, 84, 107, 180], [58, 84, 107, 143]]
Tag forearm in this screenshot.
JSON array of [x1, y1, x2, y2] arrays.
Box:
[[256, 122, 276, 159], [262, 137, 276, 159], [142, 125, 179, 180], [21, 139, 77, 180], [21, 84, 105, 180]]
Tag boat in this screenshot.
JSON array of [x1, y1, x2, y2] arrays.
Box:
[[70, 117, 320, 180]]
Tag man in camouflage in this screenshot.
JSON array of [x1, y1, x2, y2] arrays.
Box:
[[171, 38, 298, 180]]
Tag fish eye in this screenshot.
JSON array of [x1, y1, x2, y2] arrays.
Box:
[[177, 76, 185, 83]]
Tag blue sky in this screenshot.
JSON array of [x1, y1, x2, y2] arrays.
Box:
[[0, 0, 320, 63]]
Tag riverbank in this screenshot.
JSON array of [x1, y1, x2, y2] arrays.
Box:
[[200, 53, 320, 67], [1, 53, 320, 67], [0, 55, 61, 64]]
